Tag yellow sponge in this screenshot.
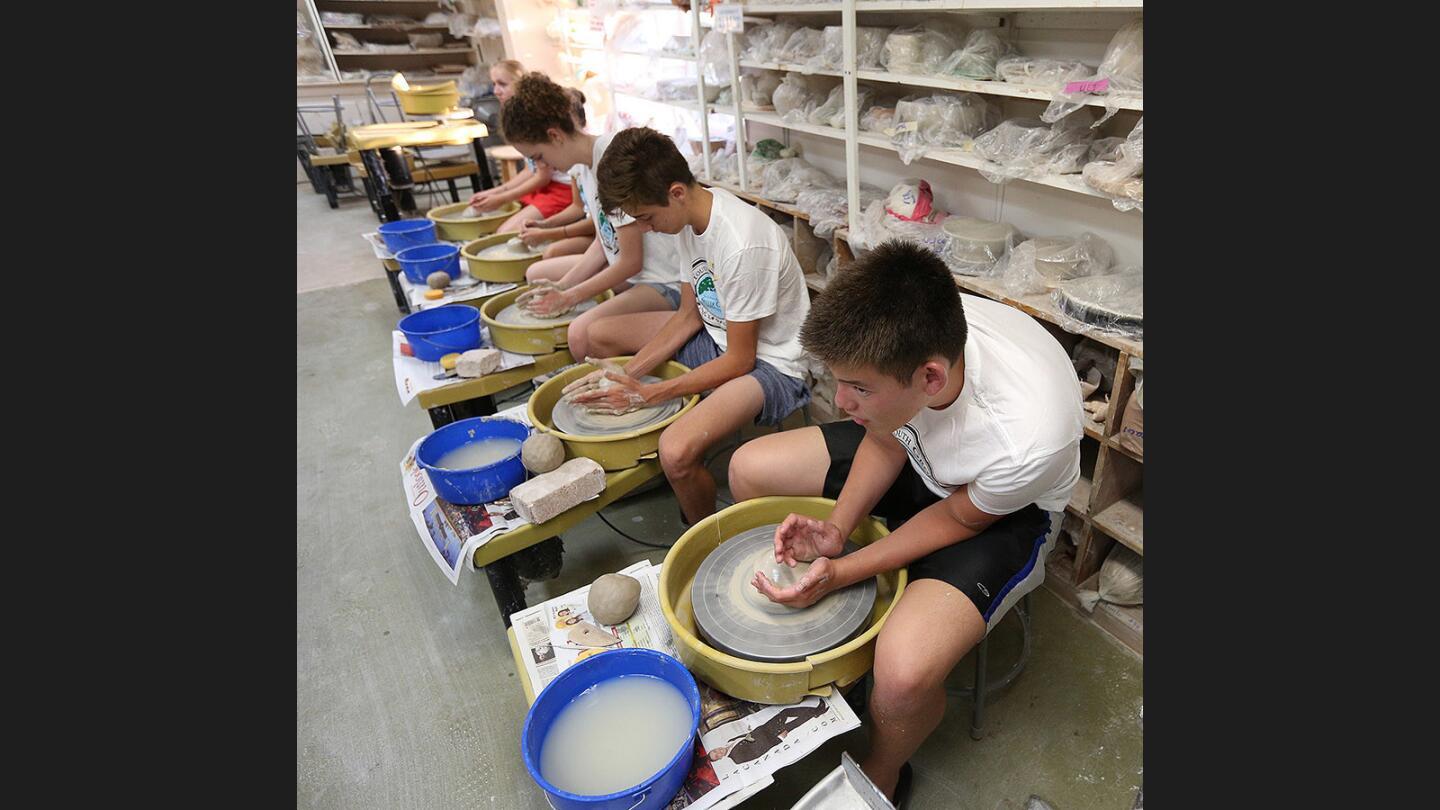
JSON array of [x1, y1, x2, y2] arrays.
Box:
[[440, 353, 460, 370]]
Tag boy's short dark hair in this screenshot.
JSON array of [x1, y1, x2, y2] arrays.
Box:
[[595, 127, 695, 215], [801, 240, 967, 384], [500, 73, 577, 145]]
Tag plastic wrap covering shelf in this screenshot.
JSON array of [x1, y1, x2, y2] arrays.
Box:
[[890, 92, 999, 165], [747, 111, 846, 142], [1083, 118, 1143, 212], [996, 233, 1116, 297], [855, 130, 1114, 202], [760, 157, 840, 204], [880, 22, 966, 76], [972, 112, 1096, 184], [1053, 271, 1143, 341], [795, 185, 885, 239], [1042, 18, 1143, 127], [940, 29, 1015, 81]]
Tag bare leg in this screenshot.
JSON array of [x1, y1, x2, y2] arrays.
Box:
[[525, 255, 583, 284], [588, 311, 678, 357], [727, 426, 830, 502], [862, 579, 986, 801], [659, 375, 765, 524], [498, 204, 542, 233], [566, 285, 674, 360], [542, 236, 593, 259]]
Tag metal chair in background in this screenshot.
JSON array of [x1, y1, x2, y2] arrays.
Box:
[[297, 96, 356, 209]]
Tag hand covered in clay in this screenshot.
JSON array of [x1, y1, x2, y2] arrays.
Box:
[[773, 514, 845, 566], [519, 283, 576, 317], [567, 371, 649, 415], [561, 356, 627, 396], [467, 189, 503, 212], [753, 556, 837, 609], [518, 220, 551, 248]]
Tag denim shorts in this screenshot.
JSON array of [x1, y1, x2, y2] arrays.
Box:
[[634, 281, 681, 310], [674, 329, 811, 426]]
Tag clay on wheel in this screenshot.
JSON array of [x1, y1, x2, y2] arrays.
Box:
[[588, 573, 641, 625]]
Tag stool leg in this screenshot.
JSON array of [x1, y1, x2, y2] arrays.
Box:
[[447, 178, 459, 203], [485, 556, 527, 628], [469, 174, 482, 194], [970, 635, 989, 741]]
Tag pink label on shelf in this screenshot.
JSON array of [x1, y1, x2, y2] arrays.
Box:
[[1064, 78, 1110, 95]]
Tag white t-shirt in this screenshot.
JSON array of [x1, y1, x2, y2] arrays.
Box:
[[573, 132, 684, 286], [523, 157, 569, 184], [673, 187, 811, 381], [891, 294, 1084, 515]]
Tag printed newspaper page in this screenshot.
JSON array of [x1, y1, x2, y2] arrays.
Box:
[[399, 403, 535, 584], [510, 562, 862, 810]]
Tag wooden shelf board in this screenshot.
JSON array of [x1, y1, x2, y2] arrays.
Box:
[[1067, 473, 1091, 518], [334, 48, 475, 57], [1092, 494, 1143, 555], [699, 178, 812, 222], [745, 111, 847, 142], [854, 68, 1142, 112]]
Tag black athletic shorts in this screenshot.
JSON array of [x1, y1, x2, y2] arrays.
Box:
[[819, 420, 1052, 626]]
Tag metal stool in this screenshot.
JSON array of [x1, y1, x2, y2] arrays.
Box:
[[947, 590, 1034, 740]]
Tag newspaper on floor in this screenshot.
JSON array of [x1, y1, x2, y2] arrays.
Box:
[[510, 561, 862, 810], [400, 402, 535, 584], [392, 330, 536, 406]]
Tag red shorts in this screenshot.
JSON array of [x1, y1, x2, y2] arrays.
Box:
[[520, 180, 573, 218]]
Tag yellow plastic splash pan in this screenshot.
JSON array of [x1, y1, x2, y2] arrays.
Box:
[[427, 201, 519, 241], [659, 497, 907, 705], [528, 358, 699, 471], [397, 83, 459, 114], [462, 232, 545, 282], [480, 285, 613, 355]]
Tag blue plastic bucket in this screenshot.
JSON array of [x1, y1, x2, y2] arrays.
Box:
[[396, 243, 461, 285], [522, 649, 701, 810], [397, 304, 481, 361], [416, 417, 530, 505], [378, 218, 437, 253]]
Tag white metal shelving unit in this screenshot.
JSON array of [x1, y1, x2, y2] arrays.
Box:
[[697, 0, 1145, 655]]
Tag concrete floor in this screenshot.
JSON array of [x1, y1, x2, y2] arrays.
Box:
[[297, 183, 1143, 809]]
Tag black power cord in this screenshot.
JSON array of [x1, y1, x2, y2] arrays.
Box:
[[597, 510, 675, 549]]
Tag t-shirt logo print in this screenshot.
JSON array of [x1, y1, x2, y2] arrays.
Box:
[[892, 425, 945, 492], [692, 259, 724, 327], [597, 207, 618, 253]]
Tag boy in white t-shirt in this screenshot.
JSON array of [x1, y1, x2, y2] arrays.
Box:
[[725, 240, 1083, 806], [566, 126, 812, 524]]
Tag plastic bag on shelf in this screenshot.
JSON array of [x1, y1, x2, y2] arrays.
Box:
[[762, 157, 840, 203], [973, 112, 1096, 183], [940, 29, 1015, 80], [1042, 18, 1142, 126], [320, 11, 364, 26], [331, 31, 362, 51], [813, 25, 890, 70], [661, 35, 695, 58], [796, 184, 884, 238], [823, 85, 873, 129], [941, 217, 1019, 277], [1077, 544, 1143, 612], [807, 85, 845, 127], [742, 70, 783, 109], [409, 32, 443, 49], [742, 20, 798, 64], [880, 22, 966, 76], [860, 102, 897, 133], [473, 18, 502, 39], [611, 13, 650, 52], [851, 179, 950, 256], [701, 29, 730, 86], [1052, 268, 1143, 340], [777, 27, 825, 64], [997, 232, 1115, 296], [1083, 118, 1143, 212], [891, 93, 1000, 164], [774, 72, 822, 122], [995, 56, 1091, 89], [1088, 137, 1126, 163], [424, 12, 450, 25]]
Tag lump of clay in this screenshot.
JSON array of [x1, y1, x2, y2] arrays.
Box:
[[521, 433, 565, 474], [461, 204, 485, 218], [456, 348, 501, 378], [588, 573, 641, 625], [426, 270, 451, 289]]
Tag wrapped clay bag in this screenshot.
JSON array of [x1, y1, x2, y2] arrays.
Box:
[[1077, 544, 1143, 612], [940, 29, 1015, 80], [881, 22, 966, 75]]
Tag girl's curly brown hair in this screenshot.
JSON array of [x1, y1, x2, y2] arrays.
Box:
[[500, 73, 578, 146]]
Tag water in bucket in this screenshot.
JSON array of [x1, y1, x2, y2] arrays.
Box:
[[540, 675, 694, 796], [433, 438, 522, 471]]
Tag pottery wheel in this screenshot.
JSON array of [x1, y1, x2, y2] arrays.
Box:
[[494, 297, 599, 327], [690, 525, 876, 663], [550, 376, 684, 436], [1055, 276, 1143, 331]]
